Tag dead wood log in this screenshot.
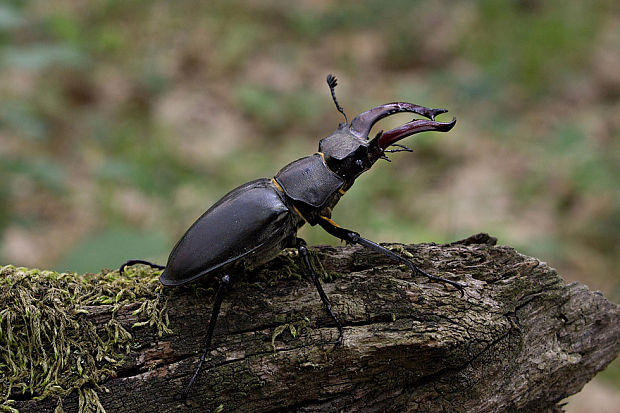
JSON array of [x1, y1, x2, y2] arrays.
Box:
[[8, 233, 620, 412]]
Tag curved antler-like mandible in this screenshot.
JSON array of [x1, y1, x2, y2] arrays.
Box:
[[350, 102, 448, 139], [374, 117, 456, 150]]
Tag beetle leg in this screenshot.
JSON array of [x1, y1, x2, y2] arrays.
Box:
[[317, 217, 465, 296], [384, 143, 413, 153], [118, 259, 165, 274], [180, 274, 230, 400], [297, 238, 343, 349]]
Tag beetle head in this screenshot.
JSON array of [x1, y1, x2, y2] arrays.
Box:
[[319, 122, 373, 182], [319, 75, 456, 184]]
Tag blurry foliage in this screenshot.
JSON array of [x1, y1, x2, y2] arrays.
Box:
[[55, 228, 169, 274], [235, 84, 323, 136], [0, 0, 619, 386], [463, 1, 600, 94]]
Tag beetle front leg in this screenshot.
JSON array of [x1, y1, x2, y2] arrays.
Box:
[[297, 238, 343, 349], [317, 217, 465, 295]]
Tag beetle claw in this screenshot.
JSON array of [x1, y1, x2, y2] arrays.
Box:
[[330, 333, 343, 351], [415, 266, 466, 296]]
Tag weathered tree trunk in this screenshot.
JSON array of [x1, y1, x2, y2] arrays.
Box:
[[11, 234, 620, 412]]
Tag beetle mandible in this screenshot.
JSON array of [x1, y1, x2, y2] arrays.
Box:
[[120, 75, 463, 398]]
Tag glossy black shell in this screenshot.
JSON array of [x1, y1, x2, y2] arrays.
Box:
[[275, 154, 344, 208], [159, 178, 299, 286]]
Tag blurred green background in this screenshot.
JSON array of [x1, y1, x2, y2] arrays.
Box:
[[0, 0, 618, 408]]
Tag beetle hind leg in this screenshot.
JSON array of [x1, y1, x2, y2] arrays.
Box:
[[180, 274, 231, 400], [296, 238, 343, 349]]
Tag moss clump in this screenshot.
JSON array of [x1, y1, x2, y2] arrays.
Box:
[[271, 314, 310, 352], [253, 248, 337, 285], [254, 249, 304, 285], [0, 264, 171, 412]]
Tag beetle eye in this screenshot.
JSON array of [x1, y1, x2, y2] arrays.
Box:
[[355, 159, 363, 169]]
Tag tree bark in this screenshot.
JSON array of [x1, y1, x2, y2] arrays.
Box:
[[12, 234, 620, 412]]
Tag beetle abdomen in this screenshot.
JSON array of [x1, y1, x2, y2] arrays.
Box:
[[275, 153, 344, 208], [160, 179, 296, 286]]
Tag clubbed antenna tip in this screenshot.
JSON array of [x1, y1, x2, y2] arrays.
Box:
[[326, 74, 338, 89], [326, 74, 348, 124]]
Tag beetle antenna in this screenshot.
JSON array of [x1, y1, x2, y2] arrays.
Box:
[[326, 74, 349, 124]]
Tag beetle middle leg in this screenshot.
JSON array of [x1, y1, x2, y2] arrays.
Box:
[[180, 274, 230, 400], [296, 238, 344, 349], [317, 216, 465, 296]]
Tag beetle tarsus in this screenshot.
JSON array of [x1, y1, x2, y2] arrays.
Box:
[[297, 239, 344, 349], [118, 259, 165, 274], [355, 236, 465, 295]]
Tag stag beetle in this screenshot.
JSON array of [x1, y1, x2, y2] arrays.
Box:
[[120, 75, 463, 398]]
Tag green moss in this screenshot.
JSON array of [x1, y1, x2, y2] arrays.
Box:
[[250, 248, 339, 286], [270, 314, 310, 352], [254, 249, 304, 285], [0, 264, 171, 412]]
